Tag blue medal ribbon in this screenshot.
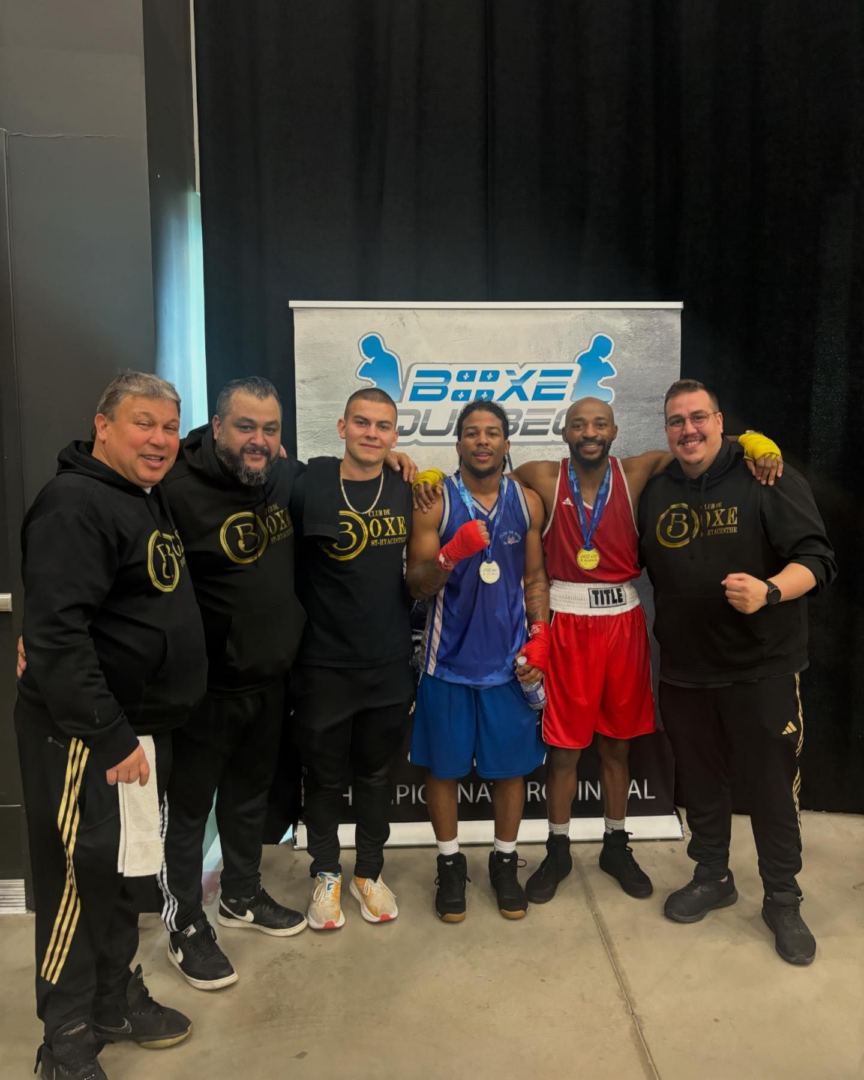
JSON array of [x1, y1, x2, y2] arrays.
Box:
[[568, 461, 611, 552], [455, 471, 506, 563]]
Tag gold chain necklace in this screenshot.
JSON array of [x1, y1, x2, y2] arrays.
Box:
[[339, 468, 384, 515]]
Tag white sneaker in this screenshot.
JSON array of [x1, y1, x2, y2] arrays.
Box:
[[349, 875, 399, 923], [307, 872, 345, 930]]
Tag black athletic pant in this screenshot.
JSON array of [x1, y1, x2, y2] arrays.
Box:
[[292, 659, 415, 880], [15, 697, 172, 1042], [659, 675, 804, 896], [161, 682, 283, 933]]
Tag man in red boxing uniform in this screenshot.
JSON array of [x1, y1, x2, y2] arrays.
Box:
[[513, 397, 781, 904]]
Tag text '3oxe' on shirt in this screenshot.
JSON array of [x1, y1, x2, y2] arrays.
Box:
[[290, 458, 413, 668]]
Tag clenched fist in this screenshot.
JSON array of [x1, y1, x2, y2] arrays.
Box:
[[722, 573, 770, 615]]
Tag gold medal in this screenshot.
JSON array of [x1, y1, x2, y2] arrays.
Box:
[[576, 547, 601, 570]]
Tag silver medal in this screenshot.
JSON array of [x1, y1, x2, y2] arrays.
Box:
[[479, 560, 501, 584]]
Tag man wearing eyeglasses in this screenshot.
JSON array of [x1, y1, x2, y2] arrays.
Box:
[[502, 399, 779, 910], [638, 378, 836, 966]]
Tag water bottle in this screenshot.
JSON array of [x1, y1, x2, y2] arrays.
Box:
[[516, 655, 547, 711]]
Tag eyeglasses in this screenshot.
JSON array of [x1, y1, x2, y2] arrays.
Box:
[[664, 411, 718, 431]]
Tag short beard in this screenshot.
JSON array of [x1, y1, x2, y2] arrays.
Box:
[[215, 438, 274, 487], [569, 443, 609, 470]]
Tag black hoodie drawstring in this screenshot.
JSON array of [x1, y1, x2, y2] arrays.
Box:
[[241, 468, 274, 572], [144, 488, 164, 533], [254, 486, 269, 571], [684, 471, 709, 560], [700, 472, 709, 560], [152, 485, 182, 540]]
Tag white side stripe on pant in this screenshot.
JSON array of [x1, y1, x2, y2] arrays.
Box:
[[157, 791, 180, 932]]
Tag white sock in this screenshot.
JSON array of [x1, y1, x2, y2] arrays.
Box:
[[437, 837, 459, 857], [493, 837, 517, 856], [549, 821, 570, 837], [604, 816, 626, 834]]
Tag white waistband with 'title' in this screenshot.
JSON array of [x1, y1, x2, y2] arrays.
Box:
[[550, 579, 641, 616]]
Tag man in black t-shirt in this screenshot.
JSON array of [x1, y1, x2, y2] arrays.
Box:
[[290, 388, 415, 929]]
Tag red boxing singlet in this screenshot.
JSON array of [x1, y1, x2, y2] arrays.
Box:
[[542, 457, 640, 585]]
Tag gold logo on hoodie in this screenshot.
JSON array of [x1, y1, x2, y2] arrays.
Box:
[[656, 504, 700, 548], [656, 501, 738, 548], [219, 502, 294, 564], [148, 529, 184, 591], [220, 511, 269, 564]]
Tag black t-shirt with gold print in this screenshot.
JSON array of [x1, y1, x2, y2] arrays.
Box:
[[291, 464, 413, 668]]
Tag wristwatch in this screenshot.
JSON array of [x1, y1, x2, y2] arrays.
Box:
[[764, 580, 782, 606]]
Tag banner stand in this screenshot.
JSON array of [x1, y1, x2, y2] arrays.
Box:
[[289, 300, 685, 851], [295, 813, 683, 850]]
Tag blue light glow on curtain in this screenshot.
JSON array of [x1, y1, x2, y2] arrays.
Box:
[[154, 190, 208, 435]]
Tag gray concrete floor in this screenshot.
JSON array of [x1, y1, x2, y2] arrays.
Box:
[[3, 811, 863, 1080]]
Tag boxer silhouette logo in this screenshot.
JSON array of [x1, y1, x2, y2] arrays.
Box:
[[357, 333, 404, 401], [572, 334, 616, 403]]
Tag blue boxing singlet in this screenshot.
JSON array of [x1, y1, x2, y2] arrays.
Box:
[[422, 473, 532, 689]]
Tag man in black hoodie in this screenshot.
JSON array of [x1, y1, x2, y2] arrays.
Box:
[[159, 377, 309, 991], [638, 379, 837, 966], [158, 377, 418, 986], [16, 372, 207, 1079]]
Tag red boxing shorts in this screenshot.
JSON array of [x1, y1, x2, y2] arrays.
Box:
[[542, 580, 656, 749]]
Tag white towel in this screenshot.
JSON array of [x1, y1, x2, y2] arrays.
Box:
[[117, 735, 163, 877]]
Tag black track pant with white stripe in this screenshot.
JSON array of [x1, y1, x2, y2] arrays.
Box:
[[659, 674, 805, 897], [15, 697, 172, 1041]]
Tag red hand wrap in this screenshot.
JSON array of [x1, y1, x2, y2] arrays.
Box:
[[437, 519, 488, 569], [519, 622, 551, 673]]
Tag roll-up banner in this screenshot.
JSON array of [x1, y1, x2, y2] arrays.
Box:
[[291, 301, 683, 846]]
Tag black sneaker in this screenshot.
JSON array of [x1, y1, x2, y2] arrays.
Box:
[[217, 886, 307, 937], [35, 1018, 107, 1080], [664, 871, 738, 923], [762, 892, 816, 966], [525, 833, 573, 904], [488, 851, 528, 920], [598, 830, 653, 899], [435, 853, 470, 922], [93, 964, 191, 1049], [168, 917, 238, 991]]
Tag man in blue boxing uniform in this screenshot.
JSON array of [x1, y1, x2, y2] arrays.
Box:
[[407, 402, 551, 923]]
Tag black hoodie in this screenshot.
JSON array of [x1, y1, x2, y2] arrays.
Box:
[[161, 424, 307, 695], [18, 442, 208, 765], [638, 439, 837, 684]]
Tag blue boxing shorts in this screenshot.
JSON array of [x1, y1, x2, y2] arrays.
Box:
[[411, 674, 545, 780]]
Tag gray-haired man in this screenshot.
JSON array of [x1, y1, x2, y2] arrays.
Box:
[[16, 373, 207, 1078]]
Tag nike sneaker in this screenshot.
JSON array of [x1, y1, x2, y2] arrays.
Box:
[[218, 886, 307, 937], [168, 917, 238, 990]]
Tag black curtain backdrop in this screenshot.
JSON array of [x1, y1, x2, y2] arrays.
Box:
[[194, 0, 863, 814]]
